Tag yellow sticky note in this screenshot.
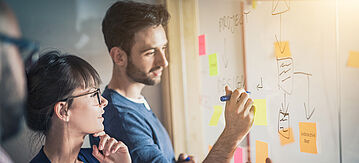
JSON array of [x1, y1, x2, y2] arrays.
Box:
[[279, 128, 295, 146], [299, 122, 317, 154], [274, 41, 291, 59], [208, 53, 218, 76], [252, 0, 256, 9], [347, 51, 359, 68], [254, 99, 267, 125], [256, 140, 268, 163], [209, 105, 223, 126]]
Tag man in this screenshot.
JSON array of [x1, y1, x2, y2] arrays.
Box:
[[90, 1, 254, 162], [0, 1, 36, 162]]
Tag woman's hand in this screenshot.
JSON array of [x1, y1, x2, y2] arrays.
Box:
[[92, 131, 131, 163]]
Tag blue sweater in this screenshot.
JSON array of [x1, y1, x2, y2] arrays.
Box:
[[90, 87, 175, 163], [30, 146, 99, 163]]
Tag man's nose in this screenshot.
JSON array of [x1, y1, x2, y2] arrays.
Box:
[[156, 50, 168, 68]]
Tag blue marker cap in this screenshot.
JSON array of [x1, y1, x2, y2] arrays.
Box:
[[184, 157, 190, 161], [220, 91, 251, 102]]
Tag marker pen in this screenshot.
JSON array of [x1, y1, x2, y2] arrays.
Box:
[[220, 91, 251, 102]]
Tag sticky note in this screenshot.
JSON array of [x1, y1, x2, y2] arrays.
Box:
[[347, 51, 359, 68], [199, 34, 206, 56], [299, 122, 317, 154], [209, 105, 223, 126], [275, 41, 291, 59], [234, 147, 243, 163], [253, 99, 267, 125], [208, 145, 212, 152], [256, 140, 268, 163], [208, 53, 219, 76], [252, 0, 256, 9], [279, 128, 295, 146]]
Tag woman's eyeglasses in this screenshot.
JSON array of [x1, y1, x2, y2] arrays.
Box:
[[60, 88, 102, 105]]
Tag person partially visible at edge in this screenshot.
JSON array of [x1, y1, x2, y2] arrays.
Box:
[[0, 1, 27, 162], [90, 1, 255, 163], [26, 50, 131, 163]]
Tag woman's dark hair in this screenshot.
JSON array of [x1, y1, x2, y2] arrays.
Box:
[[102, 1, 170, 54], [25, 50, 101, 135]]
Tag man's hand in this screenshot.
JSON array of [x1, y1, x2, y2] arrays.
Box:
[[92, 131, 131, 163], [203, 86, 255, 163], [223, 86, 255, 142], [176, 153, 196, 163]]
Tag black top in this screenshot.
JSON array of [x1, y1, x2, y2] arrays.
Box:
[[30, 146, 99, 163]]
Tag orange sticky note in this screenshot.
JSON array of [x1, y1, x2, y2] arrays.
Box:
[[208, 53, 219, 76], [347, 51, 359, 68], [279, 128, 295, 146], [274, 41, 291, 59], [256, 140, 268, 163], [209, 105, 222, 126], [208, 145, 212, 152], [299, 122, 317, 154]]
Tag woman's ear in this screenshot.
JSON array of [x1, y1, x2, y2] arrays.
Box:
[[53, 101, 70, 122], [109, 47, 127, 67]]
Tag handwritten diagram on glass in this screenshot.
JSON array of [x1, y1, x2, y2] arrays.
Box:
[[272, 0, 290, 15]]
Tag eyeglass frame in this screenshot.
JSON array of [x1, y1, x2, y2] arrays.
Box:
[[0, 32, 39, 71], [59, 88, 102, 106]]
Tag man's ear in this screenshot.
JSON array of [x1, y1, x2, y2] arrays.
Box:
[[54, 102, 70, 122], [109, 47, 127, 67]]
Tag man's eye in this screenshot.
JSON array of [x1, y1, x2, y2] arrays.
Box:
[[146, 52, 155, 56]]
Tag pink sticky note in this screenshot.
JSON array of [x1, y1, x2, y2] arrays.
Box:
[[199, 34, 206, 56], [234, 147, 243, 163]]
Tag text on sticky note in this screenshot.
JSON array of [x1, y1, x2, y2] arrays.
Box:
[[254, 99, 267, 125], [208, 53, 219, 76], [275, 41, 291, 59], [347, 51, 359, 68], [209, 105, 223, 126], [199, 34, 206, 56], [299, 122, 317, 154], [256, 140, 268, 163]]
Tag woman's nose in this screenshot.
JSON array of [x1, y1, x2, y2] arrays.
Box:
[[100, 96, 108, 107]]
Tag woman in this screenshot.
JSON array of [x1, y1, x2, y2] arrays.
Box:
[[26, 50, 131, 163]]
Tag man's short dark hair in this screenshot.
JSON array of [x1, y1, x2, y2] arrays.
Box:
[[102, 1, 170, 54]]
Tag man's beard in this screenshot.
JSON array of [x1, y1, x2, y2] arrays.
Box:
[[126, 57, 161, 85]]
